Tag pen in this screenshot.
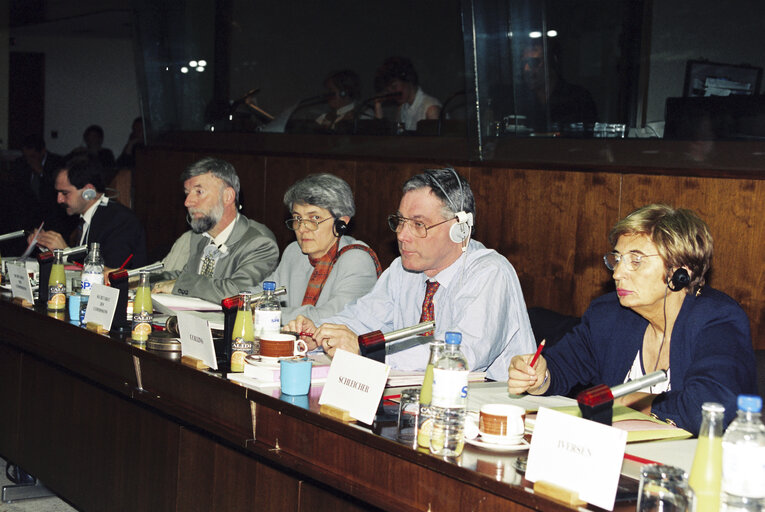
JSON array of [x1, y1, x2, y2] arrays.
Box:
[[118, 254, 134, 271], [530, 339, 546, 368]]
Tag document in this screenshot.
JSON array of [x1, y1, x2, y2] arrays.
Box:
[[151, 294, 221, 314]]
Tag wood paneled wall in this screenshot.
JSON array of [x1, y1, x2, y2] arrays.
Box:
[[135, 149, 765, 349]]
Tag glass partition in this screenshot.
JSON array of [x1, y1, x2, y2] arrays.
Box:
[[133, 0, 765, 170]]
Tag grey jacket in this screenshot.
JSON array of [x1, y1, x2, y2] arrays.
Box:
[[163, 215, 279, 303]]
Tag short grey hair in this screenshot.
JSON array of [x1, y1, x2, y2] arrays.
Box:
[[181, 157, 241, 205], [402, 168, 476, 221], [283, 173, 355, 218]]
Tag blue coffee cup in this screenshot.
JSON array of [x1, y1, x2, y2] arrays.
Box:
[[280, 358, 312, 395], [68, 293, 82, 323]]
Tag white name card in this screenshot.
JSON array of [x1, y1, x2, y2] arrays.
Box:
[[83, 284, 120, 331], [525, 407, 627, 511], [8, 263, 35, 304], [319, 349, 390, 425], [177, 311, 218, 370]]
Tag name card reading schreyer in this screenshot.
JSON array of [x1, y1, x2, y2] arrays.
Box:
[[177, 311, 218, 370], [525, 407, 627, 511], [8, 263, 35, 303], [83, 284, 120, 331], [319, 349, 390, 424]]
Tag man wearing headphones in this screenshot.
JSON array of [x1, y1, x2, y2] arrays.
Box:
[[152, 157, 279, 303], [253, 173, 381, 323], [288, 168, 536, 381], [28, 158, 147, 269]]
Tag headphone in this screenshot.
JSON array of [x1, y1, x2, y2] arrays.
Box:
[[81, 188, 97, 201], [429, 168, 474, 246], [333, 218, 348, 237], [667, 268, 691, 292]]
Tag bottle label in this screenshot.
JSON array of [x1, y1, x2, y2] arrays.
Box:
[[254, 310, 281, 336], [431, 368, 468, 408], [722, 443, 765, 498], [230, 336, 254, 373], [131, 311, 153, 342], [48, 284, 66, 310], [81, 271, 104, 296]]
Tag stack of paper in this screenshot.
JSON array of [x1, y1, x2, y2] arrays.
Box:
[[386, 369, 486, 388], [244, 360, 331, 382], [151, 294, 221, 314]]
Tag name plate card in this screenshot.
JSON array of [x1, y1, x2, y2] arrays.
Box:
[[83, 284, 120, 331], [319, 349, 390, 425], [177, 311, 218, 370], [8, 263, 35, 304], [525, 407, 627, 511]]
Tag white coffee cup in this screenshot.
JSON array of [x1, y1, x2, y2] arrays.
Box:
[[478, 404, 525, 444]]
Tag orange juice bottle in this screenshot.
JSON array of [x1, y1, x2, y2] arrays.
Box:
[[231, 292, 254, 372], [47, 249, 66, 311], [689, 402, 725, 512], [131, 272, 153, 343]]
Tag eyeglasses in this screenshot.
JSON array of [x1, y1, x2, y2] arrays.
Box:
[[285, 216, 332, 231], [387, 214, 452, 238], [603, 251, 660, 271]]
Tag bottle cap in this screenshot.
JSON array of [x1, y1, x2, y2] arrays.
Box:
[[444, 331, 461, 345], [263, 281, 276, 291], [737, 394, 763, 413], [701, 402, 725, 414]]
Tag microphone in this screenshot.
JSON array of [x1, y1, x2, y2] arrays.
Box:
[[576, 370, 668, 425], [298, 92, 335, 106], [230, 88, 260, 109], [62, 245, 88, 257], [357, 320, 435, 357], [0, 229, 25, 242], [365, 91, 402, 104]]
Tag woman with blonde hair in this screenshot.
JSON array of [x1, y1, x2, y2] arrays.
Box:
[[508, 204, 757, 434]]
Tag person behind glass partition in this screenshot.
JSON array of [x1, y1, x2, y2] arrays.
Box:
[[373, 56, 442, 132], [315, 70, 371, 134], [254, 173, 381, 324], [515, 38, 597, 134], [507, 204, 757, 435], [287, 168, 535, 381]]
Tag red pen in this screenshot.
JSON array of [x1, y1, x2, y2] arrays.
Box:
[[118, 253, 133, 271], [530, 339, 546, 368]]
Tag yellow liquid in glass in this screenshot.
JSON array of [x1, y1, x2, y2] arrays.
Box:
[[131, 285, 153, 342], [689, 435, 722, 512], [230, 309, 254, 372], [47, 263, 66, 310]]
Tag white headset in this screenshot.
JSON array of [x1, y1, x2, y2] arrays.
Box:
[[430, 168, 474, 246], [81, 188, 97, 201]]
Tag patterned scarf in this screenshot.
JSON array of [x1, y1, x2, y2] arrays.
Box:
[[301, 241, 383, 306]]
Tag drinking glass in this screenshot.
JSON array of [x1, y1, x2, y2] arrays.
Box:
[[637, 464, 693, 512]]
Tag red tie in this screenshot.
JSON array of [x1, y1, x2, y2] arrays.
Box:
[[420, 280, 440, 336]]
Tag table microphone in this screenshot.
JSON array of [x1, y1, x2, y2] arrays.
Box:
[[0, 229, 25, 242], [63, 245, 88, 257], [357, 320, 435, 357], [576, 370, 667, 425]]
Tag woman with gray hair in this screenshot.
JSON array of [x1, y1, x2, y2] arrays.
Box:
[[261, 173, 381, 323]]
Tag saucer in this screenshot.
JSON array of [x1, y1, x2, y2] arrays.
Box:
[[464, 437, 530, 452], [244, 354, 302, 367]]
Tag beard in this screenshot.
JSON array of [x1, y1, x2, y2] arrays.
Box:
[[187, 201, 224, 234]]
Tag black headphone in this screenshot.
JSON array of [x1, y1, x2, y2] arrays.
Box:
[[333, 218, 348, 237], [430, 168, 474, 247], [667, 268, 691, 291]]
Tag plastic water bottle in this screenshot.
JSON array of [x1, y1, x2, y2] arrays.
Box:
[[80, 242, 104, 297], [254, 281, 281, 346], [429, 331, 468, 457], [722, 395, 765, 511]]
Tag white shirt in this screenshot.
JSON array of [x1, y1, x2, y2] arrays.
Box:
[[79, 194, 109, 246]]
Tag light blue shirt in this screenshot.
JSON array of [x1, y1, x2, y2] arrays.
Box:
[[323, 239, 536, 381]]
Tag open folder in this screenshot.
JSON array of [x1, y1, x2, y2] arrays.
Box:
[[549, 404, 692, 443]]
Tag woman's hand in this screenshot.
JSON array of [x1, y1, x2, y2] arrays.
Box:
[[286, 315, 319, 350], [507, 354, 549, 395]]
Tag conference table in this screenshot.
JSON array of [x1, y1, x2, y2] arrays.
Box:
[[0, 295, 639, 511]]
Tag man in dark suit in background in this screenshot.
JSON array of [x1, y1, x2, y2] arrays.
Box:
[[27, 159, 147, 269]]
